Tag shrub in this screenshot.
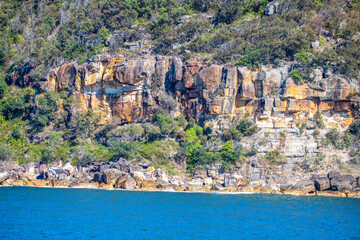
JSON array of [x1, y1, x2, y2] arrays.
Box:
[[2, 96, 26, 120], [11, 124, 23, 140], [138, 140, 178, 165], [0, 143, 13, 161], [349, 119, 360, 138], [236, 118, 258, 136], [265, 150, 286, 165], [289, 69, 302, 84], [80, 152, 95, 165], [152, 113, 176, 136], [107, 138, 138, 160], [190, 147, 219, 166], [325, 129, 343, 149]]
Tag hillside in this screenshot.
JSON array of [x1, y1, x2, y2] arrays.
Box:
[[0, 0, 360, 194]]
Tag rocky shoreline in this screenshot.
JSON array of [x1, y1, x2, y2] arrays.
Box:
[[1, 160, 359, 198]]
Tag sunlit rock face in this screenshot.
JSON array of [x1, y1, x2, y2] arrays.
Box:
[[38, 55, 359, 128]]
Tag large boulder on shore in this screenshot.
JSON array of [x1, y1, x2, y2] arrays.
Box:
[[330, 175, 355, 192], [314, 177, 330, 191], [114, 175, 127, 188], [104, 169, 122, 181], [102, 171, 111, 184], [124, 177, 136, 190], [0, 172, 10, 183]]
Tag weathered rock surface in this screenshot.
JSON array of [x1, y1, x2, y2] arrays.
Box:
[[36, 56, 358, 130], [315, 177, 330, 191]]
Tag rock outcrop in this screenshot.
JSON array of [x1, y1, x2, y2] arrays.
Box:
[[37, 56, 358, 130], [1, 160, 359, 198]]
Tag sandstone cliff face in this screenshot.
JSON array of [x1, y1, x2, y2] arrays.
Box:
[[39, 55, 359, 130]]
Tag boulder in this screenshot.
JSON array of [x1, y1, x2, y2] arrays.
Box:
[[141, 180, 157, 189], [99, 164, 110, 173], [51, 159, 62, 168], [57, 173, 68, 181], [314, 177, 330, 191], [0, 172, 10, 183], [330, 175, 355, 192], [102, 171, 111, 184], [103, 169, 123, 181], [114, 175, 127, 188], [207, 169, 218, 179], [133, 171, 146, 181], [63, 162, 74, 174], [39, 164, 47, 177], [124, 177, 136, 190]]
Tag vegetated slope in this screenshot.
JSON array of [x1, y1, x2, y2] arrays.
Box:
[[0, 0, 359, 183], [1, 0, 359, 80]]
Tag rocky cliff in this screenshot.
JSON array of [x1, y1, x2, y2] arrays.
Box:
[[4, 55, 359, 196], [38, 55, 359, 129]]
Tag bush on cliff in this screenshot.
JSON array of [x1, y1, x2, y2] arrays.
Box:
[[349, 119, 360, 138], [107, 138, 138, 160], [0, 143, 13, 161]]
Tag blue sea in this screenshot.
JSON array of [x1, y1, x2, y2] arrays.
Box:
[[0, 187, 359, 239]]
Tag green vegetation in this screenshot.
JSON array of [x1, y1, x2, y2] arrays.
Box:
[[264, 150, 286, 165], [289, 69, 302, 84], [0, 80, 259, 172], [0, 0, 359, 171], [0, 0, 359, 82]]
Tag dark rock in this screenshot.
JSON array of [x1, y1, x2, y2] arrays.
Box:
[[330, 175, 355, 191], [53, 168, 69, 176], [314, 177, 330, 191], [102, 172, 111, 184], [93, 173, 103, 183]]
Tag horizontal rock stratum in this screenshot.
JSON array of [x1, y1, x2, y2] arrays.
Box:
[[36, 55, 359, 129]]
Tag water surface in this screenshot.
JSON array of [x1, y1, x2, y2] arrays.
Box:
[[0, 187, 359, 239]]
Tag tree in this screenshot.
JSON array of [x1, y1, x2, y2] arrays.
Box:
[[0, 143, 13, 161], [107, 138, 138, 160], [74, 110, 99, 140]]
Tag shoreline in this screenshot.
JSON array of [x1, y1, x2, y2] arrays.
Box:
[[1, 184, 359, 199]]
